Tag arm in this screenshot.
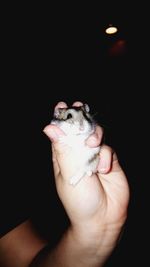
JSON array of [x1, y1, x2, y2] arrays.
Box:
[[30, 215, 124, 267], [0, 101, 130, 267], [34, 101, 129, 267], [0, 220, 47, 267]]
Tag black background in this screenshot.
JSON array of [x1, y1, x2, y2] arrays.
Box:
[[1, 2, 149, 266]]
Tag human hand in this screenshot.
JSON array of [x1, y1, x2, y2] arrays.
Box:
[[43, 101, 130, 243]]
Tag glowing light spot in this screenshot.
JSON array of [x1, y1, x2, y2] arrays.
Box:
[[105, 25, 118, 34]]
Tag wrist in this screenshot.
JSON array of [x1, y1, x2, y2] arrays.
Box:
[[29, 221, 126, 267], [70, 218, 126, 262]]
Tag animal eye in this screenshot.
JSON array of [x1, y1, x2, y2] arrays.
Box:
[[84, 103, 90, 113], [67, 113, 72, 119]]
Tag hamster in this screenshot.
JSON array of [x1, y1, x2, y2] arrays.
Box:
[[50, 104, 100, 186]]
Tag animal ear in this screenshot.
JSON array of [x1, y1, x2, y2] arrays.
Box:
[[83, 103, 90, 113], [54, 108, 62, 118]]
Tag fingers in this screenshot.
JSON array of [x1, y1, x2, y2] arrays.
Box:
[[98, 145, 113, 173], [45, 101, 84, 142], [51, 145, 60, 178], [72, 101, 83, 107], [54, 101, 83, 110], [86, 125, 103, 147], [98, 144, 122, 174], [45, 101, 104, 148], [54, 101, 68, 110], [44, 101, 69, 142], [43, 124, 65, 143]]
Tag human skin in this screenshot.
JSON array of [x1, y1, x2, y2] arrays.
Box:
[[0, 101, 130, 267], [40, 101, 130, 267]]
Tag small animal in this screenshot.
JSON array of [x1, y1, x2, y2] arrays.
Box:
[[50, 104, 100, 186]]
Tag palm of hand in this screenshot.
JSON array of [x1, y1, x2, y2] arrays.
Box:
[[52, 138, 129, 229], [44, 100, 129, 231]]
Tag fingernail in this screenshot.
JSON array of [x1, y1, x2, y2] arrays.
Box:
[[99, 159, 108, 173]]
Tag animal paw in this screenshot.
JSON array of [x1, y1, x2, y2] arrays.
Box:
[[86, 170, 92, 177]]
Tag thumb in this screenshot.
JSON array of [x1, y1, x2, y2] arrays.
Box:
[[43, 124, 75, 181], [43, 124, 65, 143], [43, 124, 70, 158]]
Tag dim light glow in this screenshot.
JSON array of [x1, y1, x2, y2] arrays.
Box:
[[105, 26, 118, 34]]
